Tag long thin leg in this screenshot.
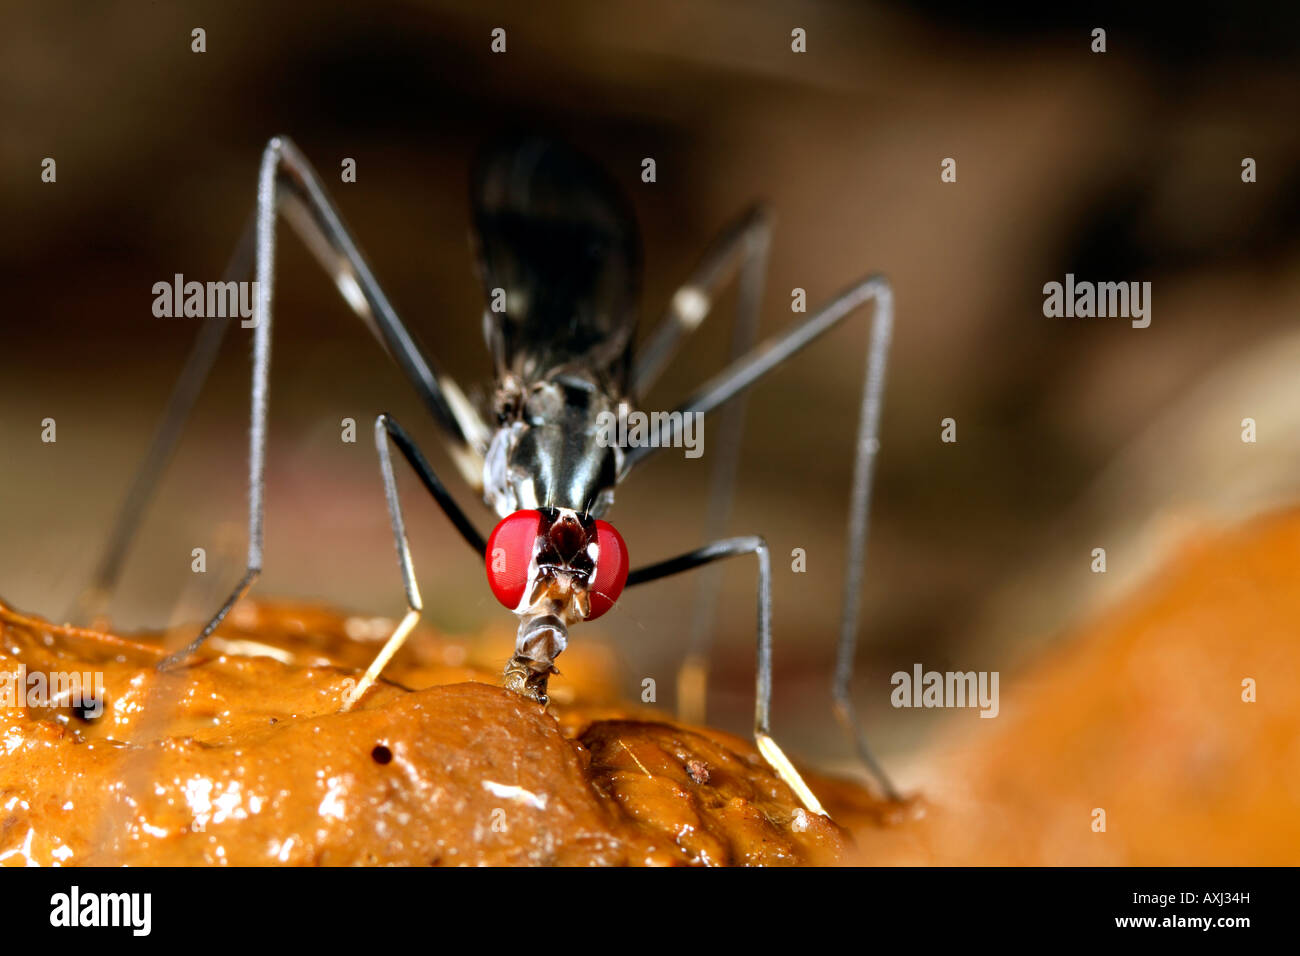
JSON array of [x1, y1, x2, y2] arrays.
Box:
[[630, 205, 771, 397], [679, 281, 764, 723], [627, 536, 826, 817], [631, 205, 772, 725], [624, 275, 899, 800], [74, 136, 489, 627], [340, 413, 485, 711], [155, 137, 490, 669], [372, 414, 487, 557], [65, 216, 256, 625]]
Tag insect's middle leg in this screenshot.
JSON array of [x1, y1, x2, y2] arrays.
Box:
[[627, 536, 827, 817]]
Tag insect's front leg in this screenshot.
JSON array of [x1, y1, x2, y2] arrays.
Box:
[[621, 273, 900, 801], [630, 206, 773, 727], [626, 535, 827, 817], [340, 414, 486, 712]]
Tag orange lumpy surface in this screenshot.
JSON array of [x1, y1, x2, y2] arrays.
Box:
[[0, 600, 867, 865]]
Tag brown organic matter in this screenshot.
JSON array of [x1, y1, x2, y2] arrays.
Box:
[[0, 599, 877, 866], [7, 508, 1293, 866]]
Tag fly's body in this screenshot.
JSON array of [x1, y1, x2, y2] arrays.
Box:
[[72, 134, 901, 815], [471, 140, 640, 701], [476, 138, 635, 522]]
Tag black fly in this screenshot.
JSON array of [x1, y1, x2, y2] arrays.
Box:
[[70, 136, 898, 814]]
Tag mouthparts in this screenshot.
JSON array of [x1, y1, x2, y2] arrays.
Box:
[[503, 613, 568, 705]]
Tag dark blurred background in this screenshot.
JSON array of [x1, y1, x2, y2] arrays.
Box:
[[4, 0, 1300, 775]]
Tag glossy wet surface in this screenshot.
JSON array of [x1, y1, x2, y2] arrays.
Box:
[[0, 600, 880, 865], [11, 508, 1293, 866]]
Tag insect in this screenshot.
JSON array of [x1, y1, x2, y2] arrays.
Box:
[[69, 135, 897, 815]]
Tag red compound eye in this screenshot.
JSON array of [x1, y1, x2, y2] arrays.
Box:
[[486, 510, 542, 610], [586, 520, 629, 621]]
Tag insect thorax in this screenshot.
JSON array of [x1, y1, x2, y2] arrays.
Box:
[[483, 371, 624, 519]]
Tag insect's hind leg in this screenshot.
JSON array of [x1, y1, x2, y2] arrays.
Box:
[[340, 414, 485, 711], [154, 142, 286, 670], [627, 536, 827, 817], [66, 217, 256, 626]]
